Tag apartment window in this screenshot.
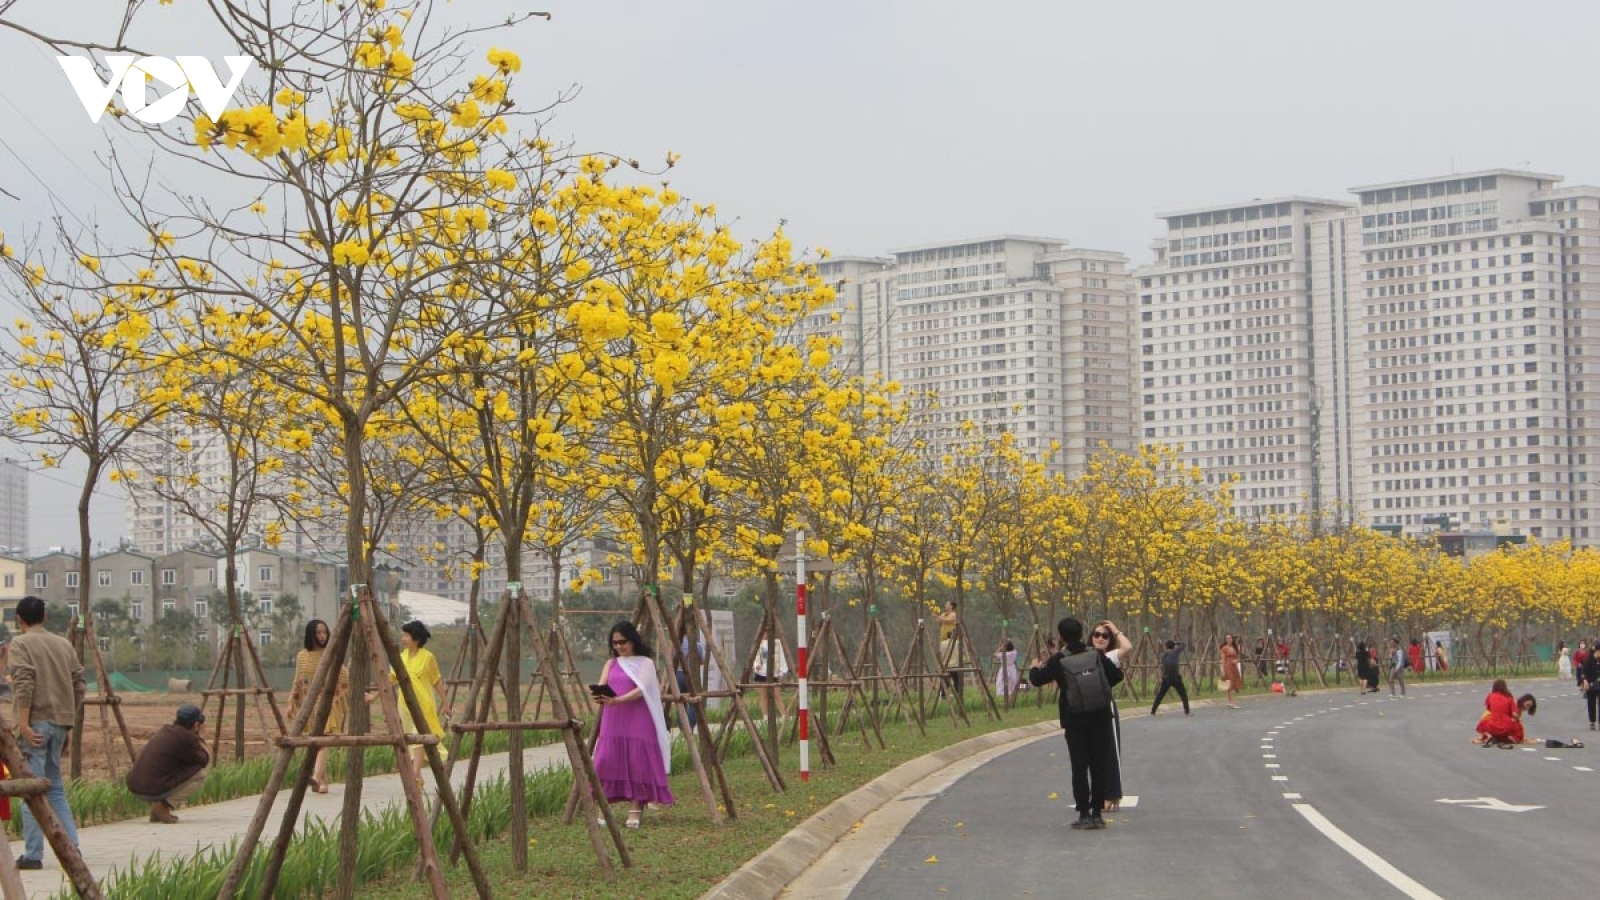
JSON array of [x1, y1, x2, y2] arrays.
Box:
[[130, 599, 144, 622], [161, 569, 176, 586], [66, 602, 79, 619], [259, 631, 272, 649], [66, 572, 79, 588], [2, 574, 12, 589], [29, 573, 42, 589], [162, 598, 175, 615], [258, 566, 273, 584], [130, 570, 145, 586], [97, 570, 111, 587]]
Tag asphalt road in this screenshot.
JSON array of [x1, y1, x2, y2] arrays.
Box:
[[842, 677, 1591, 899]]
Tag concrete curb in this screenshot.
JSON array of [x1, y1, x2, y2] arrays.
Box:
[[700, 719, 1059, 900]]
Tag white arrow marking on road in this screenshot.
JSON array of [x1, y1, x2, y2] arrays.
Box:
[[1435, 797, 1544, 813]]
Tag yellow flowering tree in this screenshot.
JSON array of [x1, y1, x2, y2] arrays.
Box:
[[15, 1, 603, 890], [0, 231, 177, 776]]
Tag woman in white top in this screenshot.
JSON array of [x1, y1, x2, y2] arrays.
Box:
[[1558, 640, 1573, 682], [1091, 621, 1133, 811], [993, 640, 1019, 700]]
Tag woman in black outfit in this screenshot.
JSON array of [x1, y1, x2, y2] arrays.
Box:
[[1580, 648, 1600, 730], [1354, 640, 1379, 693]]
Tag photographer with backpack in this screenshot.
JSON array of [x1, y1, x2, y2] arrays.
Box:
[[1029, 616, 1124, 831]]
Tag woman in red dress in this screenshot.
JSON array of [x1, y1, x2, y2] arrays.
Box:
[[1473, 679, 1523, 746]]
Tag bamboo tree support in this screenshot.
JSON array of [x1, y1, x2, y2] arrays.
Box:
[[437, 585, 626, 878], [1189, 634, 1219, 691], [807, 613, 885, 751], [65, 613, 135, 780], [0, 710, 100, 900], [939, 618, 1002, 722], [201, 625, 287, 764], [1296, 633, 1330, 688], [779, 614, 835, 766], [442, 617, 503, 714], [902, 619, 967, 728], [1323, 635, 1348, 686], [1467, 633, 1492, 676], [735, 604, 804, 760], [851, 612, 923, 734], [1247, 637, 1273, 690], [620, 584, 732, 822], [1121, 631, 1162, 702], [669, 600, 785, 791], [216, 587, 492, 900], [1020, 625, 1052, 709], [525, 619, 587, 722]]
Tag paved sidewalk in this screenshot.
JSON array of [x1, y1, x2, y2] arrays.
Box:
[[8, 743, 573, 898]]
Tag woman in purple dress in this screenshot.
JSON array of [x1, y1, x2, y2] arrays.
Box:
[[592, 621, 674, 828]]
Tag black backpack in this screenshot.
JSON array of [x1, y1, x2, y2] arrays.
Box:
[[1061, 650, 1111, 714]]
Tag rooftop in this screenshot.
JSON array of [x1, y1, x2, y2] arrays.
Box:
[[888, 234, 1071, 255], [1349, 167, 1563, 193], [1157, 196, 1353, 221]]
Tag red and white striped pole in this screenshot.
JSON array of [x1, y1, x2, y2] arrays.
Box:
[[795, 527, 810, 782]]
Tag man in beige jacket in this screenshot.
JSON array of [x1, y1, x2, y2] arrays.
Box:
[[8, 595, 85, 870]]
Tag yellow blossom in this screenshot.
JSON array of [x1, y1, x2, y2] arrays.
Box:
[[486, 48, 521, 74]]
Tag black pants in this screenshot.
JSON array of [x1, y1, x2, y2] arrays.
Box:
[[1587, 688, 1600, 725], [1151, 676, 1189, 714], [1063, 713, 1115, 814]]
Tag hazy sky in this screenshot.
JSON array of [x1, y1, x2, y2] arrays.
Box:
[[4, 0, 1599, 551]]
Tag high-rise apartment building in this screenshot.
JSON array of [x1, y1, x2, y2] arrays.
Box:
[[1352, 169, 1600, 542], [0, 459, 28, 554], [811, 256, 895, 383], [1136, 197, 1356, 521], [1138, 168, 1600, 545], [885, 235, 1135, 471]]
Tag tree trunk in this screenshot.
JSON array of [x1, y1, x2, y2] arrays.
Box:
[[336, 419, 369, 900]]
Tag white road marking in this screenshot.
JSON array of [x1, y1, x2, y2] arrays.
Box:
[[1272, 775, 1288, 781], [1520, 747, 1536, 752], [1436, 797, 1544, 813], [1265, 764, 1281, 769], [1282, 792, 1302, 799], [1263, 754, 1277, 759], [1119, 795, 1139, 808], [1544, 756, 1562, 761], [1575, 766, 1594, 772], [1293, 804, 1444, 900]]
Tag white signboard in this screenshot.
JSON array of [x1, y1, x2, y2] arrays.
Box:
[[706, 610, 737, 711]]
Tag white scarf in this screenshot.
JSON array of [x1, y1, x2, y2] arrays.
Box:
[[614, 654, 672, 775]]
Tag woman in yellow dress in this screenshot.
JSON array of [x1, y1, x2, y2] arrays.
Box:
[[291, 619, 348, 793], [377, 620, 450, 782]]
